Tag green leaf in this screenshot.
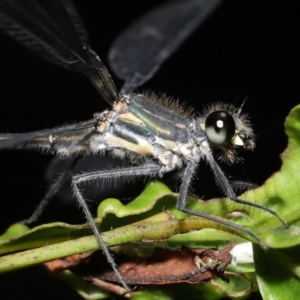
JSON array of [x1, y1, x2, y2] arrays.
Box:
[[251, 104, 300, 300], [239, 105, 300, 246], [254, 245, 300, 300]]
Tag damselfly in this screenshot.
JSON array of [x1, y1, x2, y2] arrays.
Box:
[[0, 0, 289, 291]]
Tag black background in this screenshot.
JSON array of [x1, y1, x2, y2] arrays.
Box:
[[0, 0, 299, 299]]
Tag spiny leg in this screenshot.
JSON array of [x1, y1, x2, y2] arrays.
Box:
[[228, 179, 259, 194], [72, 163, 161, 291], [22, 156, 81, 225], [177, 161, 267, 250], [205, 153, 289, 228]]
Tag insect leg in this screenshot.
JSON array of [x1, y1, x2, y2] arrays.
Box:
[[205, 153, 289, 228], [22, 156, 81, 225], [228, 179, 259, 194], [177, 161, 267, 250], [72, 162, 161, 291]]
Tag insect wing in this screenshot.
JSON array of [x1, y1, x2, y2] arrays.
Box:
[[109, 0, 222, 93], [0, 118, 97, 149], [0, 0, 118, 104]]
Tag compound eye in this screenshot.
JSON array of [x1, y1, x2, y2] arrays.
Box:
[[205, 111, 236, 145]]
